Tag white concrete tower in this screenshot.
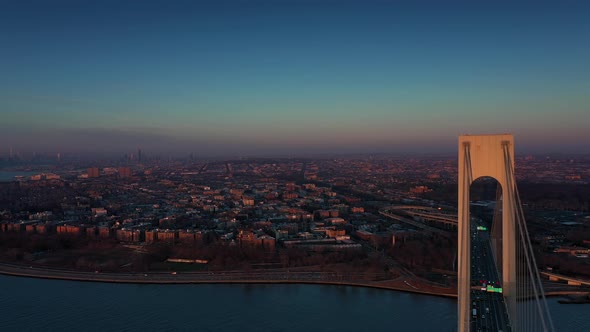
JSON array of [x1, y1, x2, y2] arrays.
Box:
[[458, 134, 516, 332]]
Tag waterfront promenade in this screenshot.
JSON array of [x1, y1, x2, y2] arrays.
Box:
[[2, 262, 585, 300], [0, 262, 457, 298]]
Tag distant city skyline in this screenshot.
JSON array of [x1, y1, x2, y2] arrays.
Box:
[[1, 1, 589, 156]]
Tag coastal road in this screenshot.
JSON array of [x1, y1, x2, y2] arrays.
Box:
[[0, 262, 456, 297]]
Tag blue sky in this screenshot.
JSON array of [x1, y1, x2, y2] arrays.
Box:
[[1, 1, 589, 156]]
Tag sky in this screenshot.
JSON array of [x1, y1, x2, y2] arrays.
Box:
[[1, 0, 589, 157]]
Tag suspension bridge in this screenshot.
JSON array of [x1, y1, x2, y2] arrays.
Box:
[[458, 134, 554, 331]]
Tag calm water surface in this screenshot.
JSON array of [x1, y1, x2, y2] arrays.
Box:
[[0, 275, 586, 331], [0, 171, 36, 182]]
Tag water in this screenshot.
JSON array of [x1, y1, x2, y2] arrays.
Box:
[[0, 275, 455, 332], [0, 171, 36, 182], [547, 297, 590, 332], [0, 275, 587, 331]]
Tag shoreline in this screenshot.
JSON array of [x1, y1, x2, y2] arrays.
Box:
[[1, 262, 584, 300], [0, 262, 456, 298]]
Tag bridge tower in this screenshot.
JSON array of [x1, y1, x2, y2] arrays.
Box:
[[458, 134, 516, 332]]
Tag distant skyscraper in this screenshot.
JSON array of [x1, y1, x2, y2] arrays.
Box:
[[57, 152, 61, 162], [138, 148, 142, 162]]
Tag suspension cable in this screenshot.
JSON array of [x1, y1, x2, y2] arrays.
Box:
[[503, 143, 554, 331]]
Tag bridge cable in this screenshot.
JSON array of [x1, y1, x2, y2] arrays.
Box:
[[462, 142, 473, 330], [503, 143, 555, 331]]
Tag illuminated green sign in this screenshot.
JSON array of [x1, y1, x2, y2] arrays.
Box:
[[477, 226, 487, 231], [486, 285, 503, 293]]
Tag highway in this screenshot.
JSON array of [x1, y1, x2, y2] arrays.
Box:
[[0, 260, 458, 298], [470, 218, 512, 332], [379, 205, 458, 233], [379, 209, 447, 234], [0, 262, 387, 283]]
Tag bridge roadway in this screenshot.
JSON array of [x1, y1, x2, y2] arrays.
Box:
[[471, 218, 512, 332]]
